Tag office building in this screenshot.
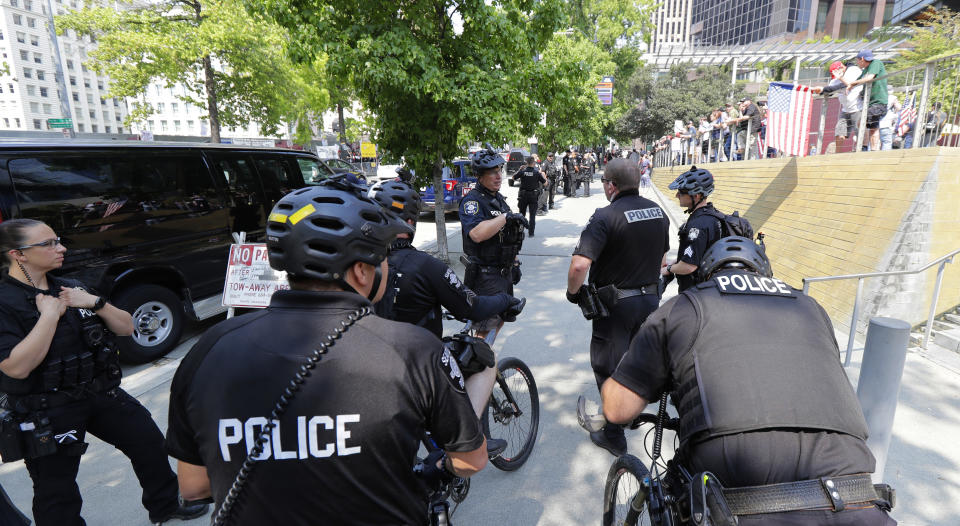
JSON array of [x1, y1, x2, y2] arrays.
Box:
[[651, 0, 693, 53], [0, 0, 129, 134]]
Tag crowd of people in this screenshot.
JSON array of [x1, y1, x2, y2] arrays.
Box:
[[650, 49, 951, 166]]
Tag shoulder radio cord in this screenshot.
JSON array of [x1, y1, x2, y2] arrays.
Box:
[[212, 306, 372, 526]]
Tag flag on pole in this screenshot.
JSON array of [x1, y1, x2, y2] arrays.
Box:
[[766, 82, 814, 157], [896, 92, 916, 138]]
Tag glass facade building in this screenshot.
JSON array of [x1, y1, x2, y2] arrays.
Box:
[[691, 0, 812, 46]]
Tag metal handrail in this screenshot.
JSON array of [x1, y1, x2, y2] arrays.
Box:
[[803, 247, 960, 365]]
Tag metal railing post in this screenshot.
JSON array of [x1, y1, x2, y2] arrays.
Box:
[[817, 95, 827, 155], [845, 277, 865, 366], [912, 61, 935, 150], [745, 118, 754, 160], [708, 137, 713, 163], [923, 257, 953, 349], [855, 83, 870, 153]]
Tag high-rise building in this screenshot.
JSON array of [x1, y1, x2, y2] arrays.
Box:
[[0, 0, 129, 134], [651, 0, 693, 53]]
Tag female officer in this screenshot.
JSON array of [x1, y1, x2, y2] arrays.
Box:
[[0, 219, 206, 525]]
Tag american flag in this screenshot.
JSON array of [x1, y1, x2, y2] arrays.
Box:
[[766, 82, 813, 157], [102, 199, 127, 218], [896, 92, 916, 138]]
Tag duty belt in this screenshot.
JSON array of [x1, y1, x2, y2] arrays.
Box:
[[723, 473, 888, 515], [615, 283, 659, 299], [6, 376, 120, 412]]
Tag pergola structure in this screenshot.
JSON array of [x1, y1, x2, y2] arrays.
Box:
[[643, 38, 912, 81]]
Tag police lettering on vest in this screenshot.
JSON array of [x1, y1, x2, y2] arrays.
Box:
[[218, 414, 361, 461], [714, 274, 794, 297], [624, 207, 664, 223]]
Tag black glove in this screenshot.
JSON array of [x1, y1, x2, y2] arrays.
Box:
[[566, 286, 584, 304], [503, 296, 526, 322], [506, 212, 531, 232], [511, 263, 522, 285], [414, 449, 455, 491]]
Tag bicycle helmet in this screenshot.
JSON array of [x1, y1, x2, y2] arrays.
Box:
[[470, 144, 505, 175], [395, 165, 415, 184], [368, 180, 422, 225], [699, 236, 773, 280], [266, 178, 413, 284], [668, 165, 714, 197]]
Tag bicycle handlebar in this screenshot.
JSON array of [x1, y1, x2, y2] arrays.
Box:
[[576, 395, 680, 433]]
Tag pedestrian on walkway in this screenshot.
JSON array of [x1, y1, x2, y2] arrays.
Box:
[[812, 61, 863, 154], [845, 49, 888, 151]]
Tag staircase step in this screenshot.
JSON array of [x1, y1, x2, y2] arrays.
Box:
[[934, 328, 960, 353], [933, 320, 957, 332], [944, 313, 960, 325]]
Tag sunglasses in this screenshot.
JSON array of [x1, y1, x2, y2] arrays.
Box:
[[17, 237, 62, 250], [600, 177, 615, 184]]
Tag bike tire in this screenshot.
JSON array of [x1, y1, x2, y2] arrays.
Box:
[[481, 357, 539, 471], [602, 454, 651, 526]]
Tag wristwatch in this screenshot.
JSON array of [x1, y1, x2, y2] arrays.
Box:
[[91, 296, 107, 311]]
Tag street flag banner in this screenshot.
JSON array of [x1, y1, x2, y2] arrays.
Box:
[[897, 92, 917, 138], [766, 82, 813, 157]]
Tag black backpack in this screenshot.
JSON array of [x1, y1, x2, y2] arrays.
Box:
[[703, 208, 755, 240]]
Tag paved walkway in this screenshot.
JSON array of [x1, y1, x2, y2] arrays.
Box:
[[1, 174, 957, 524]]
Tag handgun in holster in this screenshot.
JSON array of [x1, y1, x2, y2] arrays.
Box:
[[689, 472, 738, 526], [577, 284, 610, 320]]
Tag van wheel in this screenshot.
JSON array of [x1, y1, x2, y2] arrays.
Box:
[[114, 284, 185, 364]]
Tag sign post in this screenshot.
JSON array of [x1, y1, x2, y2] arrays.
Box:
[[222, 232, 289, 318]]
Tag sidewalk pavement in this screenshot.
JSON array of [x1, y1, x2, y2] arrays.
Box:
[[1, 173, 957, 525]]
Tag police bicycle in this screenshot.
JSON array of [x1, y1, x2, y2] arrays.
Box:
[[577, 395, 718, 526], [417, 299, 540, 525]]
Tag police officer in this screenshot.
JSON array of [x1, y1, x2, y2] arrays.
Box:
[[165, 180, 488, 526], [459, 146, 528, 413], [566, 158, 670, 456], [563, 150, 580, 197], [543, 152, 559, 211], [0, 219, 207, 526], [661, 165, 724, 292], [602, 238, 896, 525], [511, 156, 547, 237], [368, 181, 522, 444]]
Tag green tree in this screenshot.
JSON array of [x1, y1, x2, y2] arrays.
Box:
[[56, 0, 328, 143], [616, 64, 744, 141], [890, 8, 960, 117], [259, 0, 565, 260], [535, 33, 616, 153]]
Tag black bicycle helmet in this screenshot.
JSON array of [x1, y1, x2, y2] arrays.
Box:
[[668, 165, 715, 197], [470, 144, 505, 175], [699, 236, 773, 280], [266, 179, 412, 283], [395, 165, 414, 184], [368, 180, 422, 224]]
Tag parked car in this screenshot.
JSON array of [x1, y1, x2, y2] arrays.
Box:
[[319, 157, 361, 175], [505, 148, 536, 186], [0, 141, 324, 363], [420, 159, 476, 214]]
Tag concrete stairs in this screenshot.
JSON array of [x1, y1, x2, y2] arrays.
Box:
[[911, 306, 960, 352]]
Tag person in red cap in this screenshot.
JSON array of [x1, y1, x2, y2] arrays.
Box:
[[812, 60, 863, 153]]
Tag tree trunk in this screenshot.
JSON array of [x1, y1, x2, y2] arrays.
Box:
[[432, 157, 449, 263], [203, 54, 221, 144], [337, 102, 346, 144]]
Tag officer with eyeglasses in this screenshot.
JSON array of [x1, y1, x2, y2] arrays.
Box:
[[0, 218, 207, 525], [566, 158, 670, 457]]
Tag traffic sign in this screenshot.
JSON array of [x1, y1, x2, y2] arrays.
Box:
[[47, 118, 73, 129]]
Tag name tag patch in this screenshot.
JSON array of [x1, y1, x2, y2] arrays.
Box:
[[716, 274, 796, 297], [624, 208, 664, 223]]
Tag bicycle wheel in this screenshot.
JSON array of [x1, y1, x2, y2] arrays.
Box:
[[481, 357, 539, 471], [602, 454, 651, 526]]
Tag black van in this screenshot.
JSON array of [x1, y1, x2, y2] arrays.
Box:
[[0, 141, 325, 363]]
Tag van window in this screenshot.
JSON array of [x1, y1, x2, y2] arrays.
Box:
[[213, 156, 264, 235], [9, 154, 222, 232], [297, 157, 333, 184], [254, 157, 299, 209]]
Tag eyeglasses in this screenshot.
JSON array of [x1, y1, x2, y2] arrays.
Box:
[[17, 237, 62, 250], [600, 177, 614, 184]]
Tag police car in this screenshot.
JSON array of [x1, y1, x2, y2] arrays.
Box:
[[420, 159, 476, 214]]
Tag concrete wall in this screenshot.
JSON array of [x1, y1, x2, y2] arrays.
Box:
[[652, 147, 960, 337]]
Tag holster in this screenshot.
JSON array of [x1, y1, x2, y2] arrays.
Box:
[[689, 472, 738, 526], [576, 284, 610, 320]]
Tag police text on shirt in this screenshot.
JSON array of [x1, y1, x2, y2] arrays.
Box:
[[218, 415, 361, 461]]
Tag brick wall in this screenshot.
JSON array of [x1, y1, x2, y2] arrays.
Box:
[[653, 147, 960, 336]]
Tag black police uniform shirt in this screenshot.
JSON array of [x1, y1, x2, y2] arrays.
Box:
[[0, 272, 110, 395], [675, 203, 723, 292], [512, 166, 546, 193], [375, 240, 510, 338], [166, 290, 483, 526], [611, 271, 876, 488], [573, 189, 670, 289], [459, 185, 511, 265]]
